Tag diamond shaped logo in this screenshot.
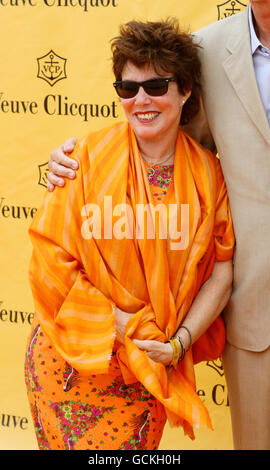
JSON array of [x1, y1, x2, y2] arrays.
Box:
[[217, 0, 247, 20], [37, 50, 67, 86], [38, 162, 49, 188], [206, 358, 224, 376]]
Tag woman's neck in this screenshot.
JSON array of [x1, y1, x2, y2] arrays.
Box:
[[136, 133, 178, 166]]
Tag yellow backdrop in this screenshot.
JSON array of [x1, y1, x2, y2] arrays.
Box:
[[0, 0, 248, 451]]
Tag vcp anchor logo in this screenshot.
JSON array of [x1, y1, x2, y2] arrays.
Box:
[[37, 50, 67, 86], [217, 0, 247, 20], [38, 162, 49, 188], [206, 358, 224, 376]]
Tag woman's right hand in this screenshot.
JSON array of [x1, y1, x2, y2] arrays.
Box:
[[47, 137, 79, 191]]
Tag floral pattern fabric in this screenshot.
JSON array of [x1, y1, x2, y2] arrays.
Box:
[[144, 161, 174, 201], [25, 320, 166, 450]]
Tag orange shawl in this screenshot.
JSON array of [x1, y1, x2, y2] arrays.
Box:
[[29, 121, 234, 438]]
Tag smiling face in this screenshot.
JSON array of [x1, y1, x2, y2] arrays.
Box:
[[120, 61, 191, 152]]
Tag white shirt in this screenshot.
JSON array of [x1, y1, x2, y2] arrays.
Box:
[[249, 4, 270, 124]]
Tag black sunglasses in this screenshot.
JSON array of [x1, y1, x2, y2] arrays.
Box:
[[113, 77, 177, 99]]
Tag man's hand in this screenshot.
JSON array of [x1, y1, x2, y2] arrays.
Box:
[[47, 137, 78, 191]]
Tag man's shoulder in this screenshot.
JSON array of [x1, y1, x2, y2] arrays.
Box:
[[193, 10, 247, 44]]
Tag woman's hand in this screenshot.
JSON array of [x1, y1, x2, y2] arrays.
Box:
[[132, 339, 173, 365], [115, 307, 134, 344], [47, 137, 78, 191]]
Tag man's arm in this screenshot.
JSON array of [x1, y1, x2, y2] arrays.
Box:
[[181, 98, 216, 154]]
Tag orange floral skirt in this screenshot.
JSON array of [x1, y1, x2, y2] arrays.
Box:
[[24, 318, 166, 450]]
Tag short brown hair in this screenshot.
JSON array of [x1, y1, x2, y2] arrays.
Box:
[[111, 18, 202, 125]]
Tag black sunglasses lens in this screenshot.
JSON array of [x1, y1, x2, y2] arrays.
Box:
[[115, 81, 138, 98], [144, 79, 168, 96], [114, 78, 173, 98]]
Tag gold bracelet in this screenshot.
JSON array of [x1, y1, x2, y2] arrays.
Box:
[[168, 338, 180, 366], [176, 336, 186, 362]]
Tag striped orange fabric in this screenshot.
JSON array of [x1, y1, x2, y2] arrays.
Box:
[[28, 121, 234, 438]]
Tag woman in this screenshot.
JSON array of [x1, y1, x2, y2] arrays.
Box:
[[25, 18, 234, 450]]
